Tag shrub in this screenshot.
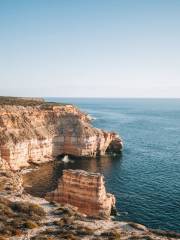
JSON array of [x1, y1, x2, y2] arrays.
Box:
[[24, 220, 39, 229], [101, 230, 121, 239], [76, 226, 94, 236], [11, 201, 46, 217], [10, 219, 24, 228], [29, 203, 46, 217], [11, 201, 30, 214], [0, 203, 14, 217]]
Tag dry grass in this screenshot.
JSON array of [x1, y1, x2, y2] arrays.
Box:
[[0, 96, 68, 107], [0, 197, 46, 238]]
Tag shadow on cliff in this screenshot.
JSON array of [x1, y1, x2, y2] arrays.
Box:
[[23, 153, 123, 198], [54, 151, 123, 175]]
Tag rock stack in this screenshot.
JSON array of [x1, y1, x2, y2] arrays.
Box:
[[46, 169, 116, 218]]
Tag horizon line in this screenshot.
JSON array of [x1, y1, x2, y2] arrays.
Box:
[[1, 95, 180, 100], [45, 96, 180, 100]]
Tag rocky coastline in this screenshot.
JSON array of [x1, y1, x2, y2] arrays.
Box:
[[0, 97, 122, 171], [0, 170, 180, 240], [0, 97, 179, 239]]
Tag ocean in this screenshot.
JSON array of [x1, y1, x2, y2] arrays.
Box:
[[24, 98, 180, 232]]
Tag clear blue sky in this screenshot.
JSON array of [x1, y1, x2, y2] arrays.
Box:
[[0, 0, 180, 97]]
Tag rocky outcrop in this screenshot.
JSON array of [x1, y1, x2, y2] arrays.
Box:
[[0, 97, 123, 170], [0, 170, 23, 194], [46, 169, 116, 218], [1, 192, 179, 240], [0, 173, 179, 240]]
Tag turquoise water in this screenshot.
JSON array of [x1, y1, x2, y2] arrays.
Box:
[[34, 98, 180, 232]]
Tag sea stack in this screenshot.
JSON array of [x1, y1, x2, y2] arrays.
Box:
[[46, 169, 116, 219]]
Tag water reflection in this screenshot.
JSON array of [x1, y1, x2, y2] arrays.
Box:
[[23, 154, 122, 197]]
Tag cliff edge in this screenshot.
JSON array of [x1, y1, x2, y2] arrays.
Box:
[[0, 97, 123, 170]]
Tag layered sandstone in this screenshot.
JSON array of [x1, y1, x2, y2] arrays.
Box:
[[0, 97, 123, 170], [46, 169, 116, 218]]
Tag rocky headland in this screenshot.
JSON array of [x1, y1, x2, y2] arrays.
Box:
[[0, 97, 123, 171]]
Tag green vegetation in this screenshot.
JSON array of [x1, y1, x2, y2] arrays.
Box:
[[0, 96, 69, 107], [0, 96, 44, 106], [40, 101, 70, 110]]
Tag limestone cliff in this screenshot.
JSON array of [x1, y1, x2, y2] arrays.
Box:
[[46, 169, 116, 218], [0, 97, 123, 170]]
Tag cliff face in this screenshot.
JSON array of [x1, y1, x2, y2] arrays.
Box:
[[46, 169, 116, 218], [0, 98, 123, 170]]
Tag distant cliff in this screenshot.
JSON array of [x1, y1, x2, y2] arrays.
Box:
[[0, 97, 123, 170]]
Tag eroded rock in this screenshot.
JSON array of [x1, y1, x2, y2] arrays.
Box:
[[46, 169, 116, 218], [0, 97, 123, 170]]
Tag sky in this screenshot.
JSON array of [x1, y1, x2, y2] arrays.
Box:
[[0, 0, 180, 98]]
